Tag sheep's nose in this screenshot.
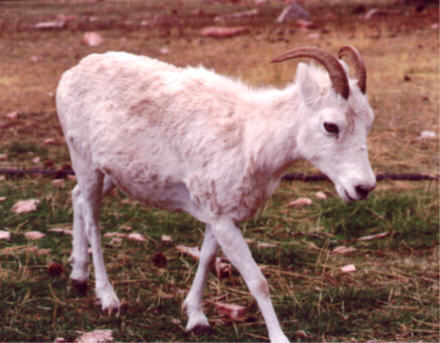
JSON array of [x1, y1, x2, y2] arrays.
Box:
[[355, 183, 375, 199]]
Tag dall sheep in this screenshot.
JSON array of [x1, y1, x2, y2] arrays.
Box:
[[56, 46, 376, 343]]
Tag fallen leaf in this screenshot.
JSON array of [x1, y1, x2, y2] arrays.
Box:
[[340, 264, 356, 273], [215, 302, 246, 321], [75, 329, 113, 343], [109, 237, 122, 246], [287, 197, 312, 207], [24, 231, 46, 240], [0, 230, 11, 240], [12, 199, 40, 213], [176, 245, 200, 260], [332, 246, 357, 255], [82, 32, 104, 47], [127, 232, 147, 242], [32, 156, 41, 164], [0, 196, 6, 202]]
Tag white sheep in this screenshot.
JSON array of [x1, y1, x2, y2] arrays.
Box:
[[56, 46, 376, 343]]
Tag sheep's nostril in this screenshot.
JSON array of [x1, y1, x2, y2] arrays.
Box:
[[355, 184, 374, 199]]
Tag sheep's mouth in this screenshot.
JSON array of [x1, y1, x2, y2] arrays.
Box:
[[344, 190, 356, 202]]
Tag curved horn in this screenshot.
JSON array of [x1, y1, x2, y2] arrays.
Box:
[[338, 45, 367, 94], [270, 46, 349, 99]]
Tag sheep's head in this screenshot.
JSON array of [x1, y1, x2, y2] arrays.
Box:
[[272, 46, 376, 202]]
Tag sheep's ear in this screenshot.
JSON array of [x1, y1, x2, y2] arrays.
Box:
[[296, 63, 320, 107]]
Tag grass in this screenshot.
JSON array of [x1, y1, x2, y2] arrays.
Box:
[[0, 0, 439, 342]]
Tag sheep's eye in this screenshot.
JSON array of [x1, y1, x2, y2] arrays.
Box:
[[324, 122, 339, 135]]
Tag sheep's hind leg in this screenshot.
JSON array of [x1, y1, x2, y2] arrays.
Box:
[[69, 184, 90, 295], [72, 157, 119, 312], [69, 175, 115, 296], [183, 224, 218, 333]]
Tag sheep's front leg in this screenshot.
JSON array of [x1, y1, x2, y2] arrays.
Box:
[[211, 217, 289, 343], [183, 224, 218, 332]]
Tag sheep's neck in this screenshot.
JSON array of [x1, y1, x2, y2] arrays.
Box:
[[244, 86, 302, 180]]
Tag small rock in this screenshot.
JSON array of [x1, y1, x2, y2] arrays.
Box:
[[44, 138, 57, 145], [340, 264, 356, 273], [24, 231, 46, 240], [215, 258, 232, 278], [214, 9, 259, 23], [418, 130, 436, 140], [6, 111, 19, 120], [52, 179, 65, 187], [82, 32, 104, 47], [295, 330, 309, 339], [12, 199, 40, 213], [176, 245, 200, 260], [127, 232, 147, 242], [159, 47, 170, 55], [287, 197, 313, 207], [200, 26, 249, 38], [30, 55, 40, 63], [75, 329, 113, 343], [315, 191, 327, 200], [307, 33, 320, 39], [0, 196, 6, 202], [297, 19, 316, 29], [109, 237, 122, 246], [332, 246, 357, 255], [161, 234, 173, 243], [35, 21, 66, 30], [258, 242, 277, 249], [0, 230, 11, 240], [103, 232, 126, 238], [215, 302, 246, 321]]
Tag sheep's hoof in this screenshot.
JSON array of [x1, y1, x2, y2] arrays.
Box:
[[190, 324, 213, 335], [71, 279, 88, 296]]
